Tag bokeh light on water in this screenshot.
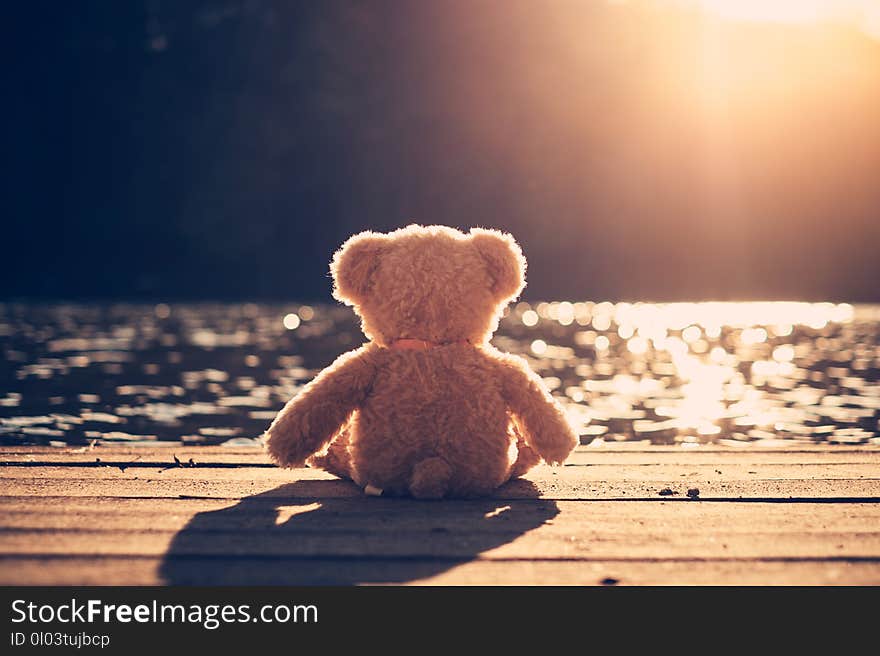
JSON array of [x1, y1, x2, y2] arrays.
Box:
[[1, 302, 878, 448]]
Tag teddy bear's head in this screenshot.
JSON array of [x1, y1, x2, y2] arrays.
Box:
[[330, 225, 526, 346]]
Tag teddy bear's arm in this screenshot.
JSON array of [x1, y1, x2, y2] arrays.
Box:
[[496, 353, 578, 465], [265, 346, 377, 467]]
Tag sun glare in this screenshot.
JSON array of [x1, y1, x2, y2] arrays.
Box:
[[695, 0, 880, 37]]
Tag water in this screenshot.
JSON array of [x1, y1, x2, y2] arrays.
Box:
[[1, 301, 879, 448]]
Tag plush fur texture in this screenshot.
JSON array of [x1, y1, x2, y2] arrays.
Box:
[[265, 225, 578, 498]]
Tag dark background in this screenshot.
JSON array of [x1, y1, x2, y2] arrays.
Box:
[[6, 0, 880, 302]]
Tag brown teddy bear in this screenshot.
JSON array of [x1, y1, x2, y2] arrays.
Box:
[[265, 225, 577, 498]]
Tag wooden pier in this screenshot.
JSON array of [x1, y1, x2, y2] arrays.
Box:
[[2, 444, 878, 585]]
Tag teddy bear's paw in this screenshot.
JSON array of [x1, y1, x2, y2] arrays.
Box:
[[265, 434, 308, 468], [539, 443, 577, 467], [534, 429, 578, 465]]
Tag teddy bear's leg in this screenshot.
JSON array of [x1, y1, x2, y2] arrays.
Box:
[[509, 426, 541, 478], [306, 426, 354, 481], [409, 457, 453, 500]]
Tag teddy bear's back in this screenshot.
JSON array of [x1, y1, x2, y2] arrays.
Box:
[[350, 345, 517, 496]]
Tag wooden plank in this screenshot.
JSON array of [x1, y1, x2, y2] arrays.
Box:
[[5, 531, 876, 560], [3, 444, 879, 462], [0, 556, 876, 586], [2, 497, 877, 532], [3, 463, 879, 481], [1, 504, 877, 560], [1, 473, 878, 499]]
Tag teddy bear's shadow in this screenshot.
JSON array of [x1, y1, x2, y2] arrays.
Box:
[[159, 479, 557, 585]]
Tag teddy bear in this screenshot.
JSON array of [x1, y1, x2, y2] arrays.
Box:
[[265, 224, 578, 498]]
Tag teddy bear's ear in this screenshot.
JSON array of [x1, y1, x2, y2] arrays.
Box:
[[470, 228, 526, 302], [331, 231, 389, 305]]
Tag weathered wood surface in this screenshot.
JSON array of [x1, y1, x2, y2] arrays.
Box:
[[1, 444, 879, 585]]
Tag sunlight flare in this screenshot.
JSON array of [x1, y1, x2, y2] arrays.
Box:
[[695, 0, 880, 37]]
